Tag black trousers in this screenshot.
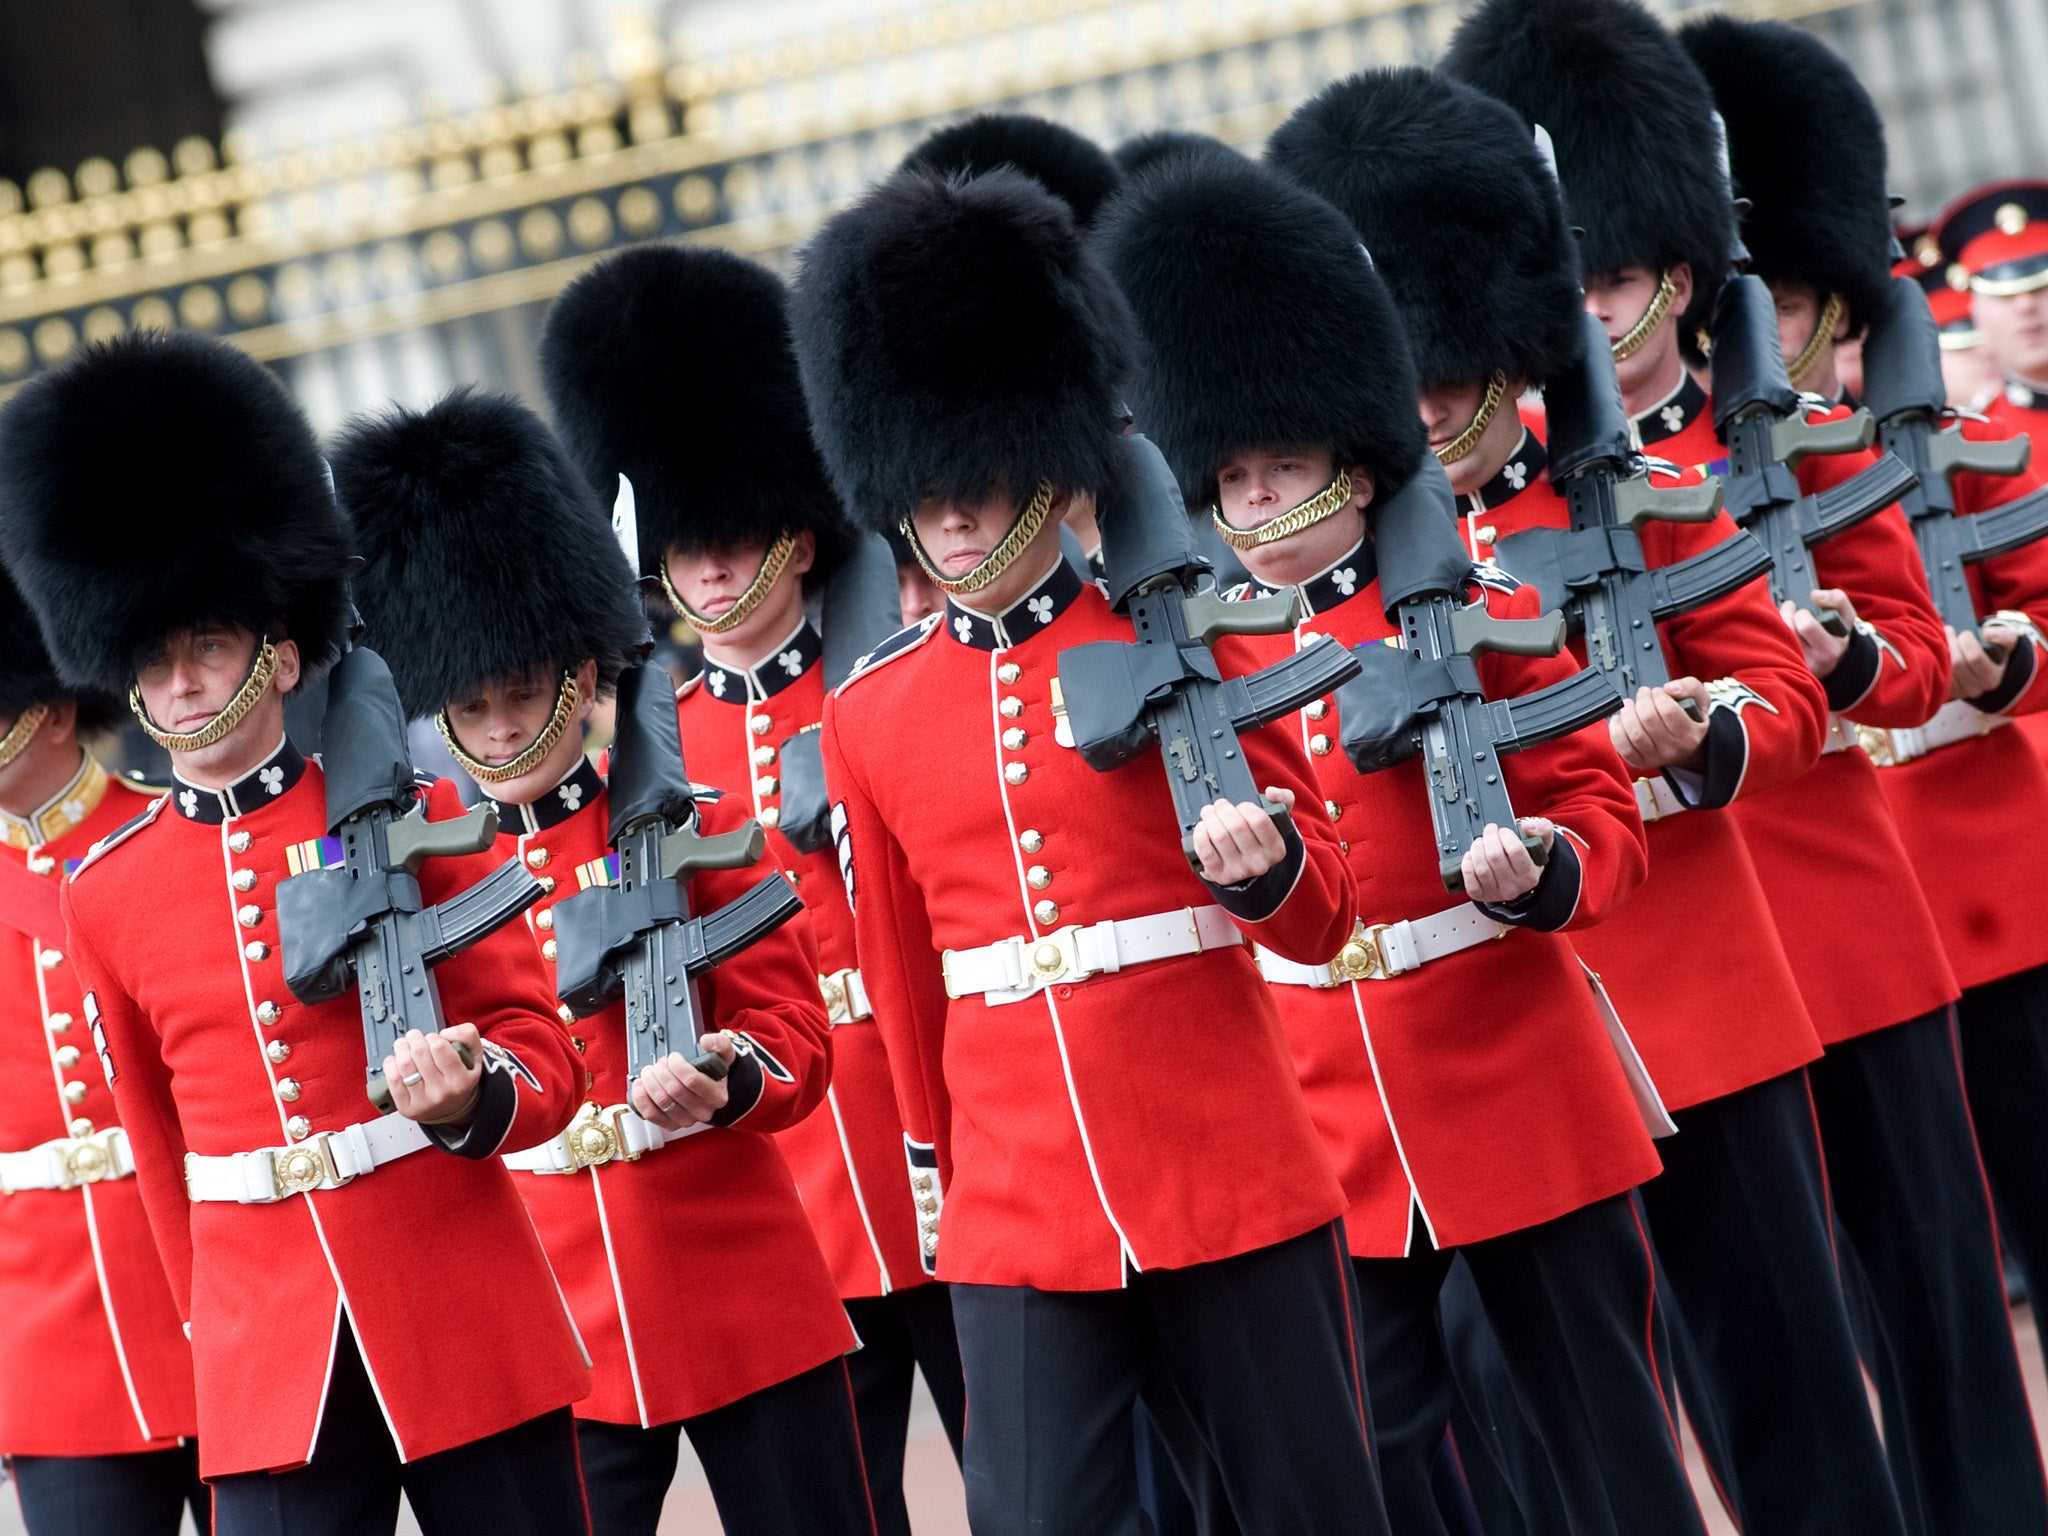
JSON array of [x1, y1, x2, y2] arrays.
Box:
[[1960, 963, 2048, 1304], [10, 1442, 209, 1536], [1640, 1067, 1909, 1536], [950, 1220, 1388, 1536], [210, 1322, 588, 1536], [1811, 1007, 2048, 1536], [576, 1358, 878, 1536], [1351, 1193, 1705, 1536], [843, 1285, 967, 1536]]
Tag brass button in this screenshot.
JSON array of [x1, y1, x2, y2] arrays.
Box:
[[1476, 525, 1497, 546], [1000, 697, 1024, 719], [26, 854, 55, 875], [63, 1082, 87, 1105], [1306, 700, 1329, 721], [1027, 865, 1052, 889], [526, 848, 550, 869], [761, 807, 781, 829], [997, 663, 1021, 684], [232, 869, 257, 892], [37, 949, 62, 970], [789, 872, 801, 887], [1326, 800, 1342, 822], [238, 904, 262, 928], [1310, 734, 1332, 756], [536, 875, 556, 893], [751, 715, 772, 736], [228, 832, 252, 853], [68, 1118, 93, 1138], [1034, 899, 1060, 926], [1002, 728, 1027, 750], [255, 1001, 280, 1026], [265, 1038, 292, 1065], [571, 1037, 587, 1055], [46, 1012, 72, 1034], [1004, 762, 1029, 786], [557, 1003, 577, 1025], [276, 1078, 301, 1103], [536, 909, 554, 931], [756, 776, 779, 796], [54, 1045, 81, 1069], [753, 745, 777, 767], [1019, 830, 1043, 853], [245, 941, 269, 962], [285, 1115, 311, 1140], [542, 939, 558, 961]]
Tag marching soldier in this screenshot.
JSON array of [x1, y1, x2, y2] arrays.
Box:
[[1445, 2, 1916, 1530], [1896, 235, 2003, 411], [1680, 19, 2048, 1531], [0, 576, 203, 1536], [794, 164, 1392, 1536], [334, 387, 879, 1536], [1107, 120, 1707, 1536], [0, 334, 593, 1536], [538, 244, 966, 1534]]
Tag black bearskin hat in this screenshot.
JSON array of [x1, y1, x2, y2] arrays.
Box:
[[0, 331, 348, 697], [902, 114, 1123, 227], [1680, 16, 1893, 339], [1112, 130, 1245, 181], [1443, 0, 1735, 361], [0, 565, 118, 734], [1268, 69, 1585, 392], [539, 243, 851, 582], [331, 388, 648, 720], [791, 167, 1136, 536], [1095, 153, 1424, 505]]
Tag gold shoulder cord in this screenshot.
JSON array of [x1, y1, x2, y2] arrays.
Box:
[[1212, 469, 1354, 551], [903, 483, 1056, 595], [1787, 292, 1845, 387], [438, 670, 582, 785], [1434, 372, 1509, 466], [1610, 270, 1680, 364], [661, 532, 798, 636], [129, 640, 279, 752]]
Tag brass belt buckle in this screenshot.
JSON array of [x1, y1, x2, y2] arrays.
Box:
[[269, 1133, 340, 1198], [563, 1102, 620, 1171], [819, 968, 863, 1024], [1854, 724, 1896, 767], [1024, 925, 1095, 988], [61, 1130, 119, 1188], [1327, 921, 1389, 984]]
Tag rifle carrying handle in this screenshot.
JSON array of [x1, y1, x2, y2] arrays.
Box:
[[366, 1037, 478, 1115], [1770, 408, 1876, 469], [661, 819, 768, 882], [1451, 604, 1566, 659], [1930, 429, 2031, 481], [1184, 586, 1302, 646], [385, 800, 501, 873], [1614, 476, 1725, 529]]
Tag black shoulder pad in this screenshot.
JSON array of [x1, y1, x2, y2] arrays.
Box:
[[836, 613, 943, 696], [68, 796, 168, 881]]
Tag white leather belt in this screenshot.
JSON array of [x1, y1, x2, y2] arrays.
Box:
[[0, 1128, 133, 1193], [1256, 908, 1507, 986], [1861, 699, 2010, 767], [1819, 715, 1858, 755], [820, 968, 872, 1024], [504, 1100, 705, 1174], [1634, 776, 1692, 822], [184, 1116, 431, 1203], [942, 905, 1243, 1005]]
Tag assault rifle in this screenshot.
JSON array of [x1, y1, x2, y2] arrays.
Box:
[[1340, 456, 1624, 892], [1709, 274, 1918, 636], [551, 662, 804, 1086], [1860, 272, 2048, 661], [277, 645, 543, 1113], [1057, 433, 1363, 870]]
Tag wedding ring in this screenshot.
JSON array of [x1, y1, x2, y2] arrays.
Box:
[[401, 1072, 424, 1087]]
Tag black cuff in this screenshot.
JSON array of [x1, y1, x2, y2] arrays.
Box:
[[425, 1063, 516, 1159], [1205, 820, 1306, 923], [708, 1048, 765, 1128], [1967, 636, 2038, 715], [1689, 705, 1751, 811], [1822, 627, 1881, 713], [1473, 835, 1582, 933]]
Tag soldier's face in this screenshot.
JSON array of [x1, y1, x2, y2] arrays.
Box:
[[443, 658, 597, 805], [1974, 286, 2048, 382], [0, 698, 75, 814], [665, 534, 815, 658], [134, 625, 301, 785], [907, 489, 1070, 614], [1216, 446, 1373, 591], [1419, 379, 1523, 499], [1766, 279, 1845, 395], [1583, 264, 1693, 410], [897, 564, 946, 625], [1941, 338, 2006, 411]]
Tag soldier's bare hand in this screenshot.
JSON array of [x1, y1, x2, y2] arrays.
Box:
[[1782, 589, 1856, 678], [1461, 819, 1554, 904], [1610, 679, 1711, 773], [387, 1024, 483, 1127], [1193, 790, 1291, 885], [630, 1033, 739, 1131], [1951, 623, 2014, 701]]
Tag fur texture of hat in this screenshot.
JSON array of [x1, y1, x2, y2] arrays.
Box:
[[1680, 16, 1893, 338], [539, 243, 850, 581], [1268, 69, 1585, 390], [1443, 0, 1735, 360], [1112, 130, 1246, 181], [1095, 153, 1424, 505], [0, 331, 348, 697], [0, 564, 118, 733], [902, 114, 1123, 226], [791, 167, 1136, 535], [332, 388, 648, 719]]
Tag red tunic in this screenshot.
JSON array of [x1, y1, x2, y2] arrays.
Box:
[[0, 758, 196, 1456], [61, 744, 590, 1476], [1236, 547, 1660, 1257], [677, 623, 931, 1299], [499, 761, 855, 1426], [822, 561, 1355, 1290], [1468, 408, 1829, 1111]]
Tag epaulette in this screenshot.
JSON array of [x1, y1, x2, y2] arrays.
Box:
[[689, 783, 726, 802], [1469, 561, 1522, 595], [835, 613, 943, 696], [67, 796, 168, 881]]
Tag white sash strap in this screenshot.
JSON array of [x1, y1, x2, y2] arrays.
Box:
[[503, 1101, 707, 1175], [942, 905, 1243, 1006], [0, 1128, 134, 1193], [184, 1115, 431, 1203], [1861, 700, 2010, 767], [1256, 907, 1508, 987], [1633, 776, 1692, 822]]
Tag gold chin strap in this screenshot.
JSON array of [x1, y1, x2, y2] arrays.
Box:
[[0, 701, 50, 772], [1787, 291, 1845, 387], [1434, 372, 1509, 466], [663, 532, 797, 636], [1213, 469, 1355, 552], [130, 640, 279, 753], [1610, 270, 1680, 364], [903, 483, 1056, 596], [438, 670, 582, 786]]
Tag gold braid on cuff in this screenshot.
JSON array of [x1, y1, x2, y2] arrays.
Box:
[[438, 670, 581, 785], [1787, 292, 1845, 387], [663, 532, 797, 636], [904, 483, 1056, 595], [1610, 270, 1680, 364], [129, 640, 279, 752], [1213, 469, 1354, 551], [1434, 372, 1509, 466], [0, 702, 50, 771]]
